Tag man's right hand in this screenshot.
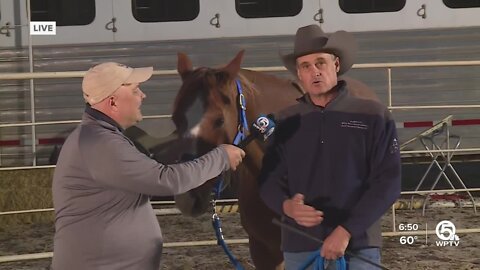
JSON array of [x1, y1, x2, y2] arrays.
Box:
[[283, 193, 324, 227], [221, 144, 245, 171]]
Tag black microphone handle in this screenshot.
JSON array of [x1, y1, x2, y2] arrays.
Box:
[[236, 114, 275, 149], [236, 134, 256, 149]]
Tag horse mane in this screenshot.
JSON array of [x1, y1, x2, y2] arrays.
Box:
[[233, 70, 259, 104], [237, 71, 257, 93]]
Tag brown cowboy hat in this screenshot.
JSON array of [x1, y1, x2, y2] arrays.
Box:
[[281, 24, 357, 76]]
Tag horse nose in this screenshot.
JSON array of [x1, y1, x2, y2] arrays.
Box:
[[174, 137, 198, 162]]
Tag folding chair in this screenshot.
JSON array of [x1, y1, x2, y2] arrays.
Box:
[[401, 115, 477, 215]]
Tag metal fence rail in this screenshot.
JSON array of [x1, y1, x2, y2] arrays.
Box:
[[2, 60, 480, 168], [1, 60, 479, 265], [1, 188, 480, 216], [5, 228, 480, 263]]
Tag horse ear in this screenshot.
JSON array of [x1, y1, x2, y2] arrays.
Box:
[[177, 52, 193, 80], [223, 50, 245, 77]]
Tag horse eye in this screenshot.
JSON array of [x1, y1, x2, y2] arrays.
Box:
[[213, 117, 225, 128], [220, 94, 231, 105]]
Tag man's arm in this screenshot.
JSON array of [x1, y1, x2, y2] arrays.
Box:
[[258, 133, 290, 215], [259, 120, 323, 226], [322, 114, 400, 259], [85, 135, 243, 196], [341, 115, 402, 238]]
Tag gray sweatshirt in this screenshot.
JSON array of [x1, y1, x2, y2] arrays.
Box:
[[52, 111, 229, 270]]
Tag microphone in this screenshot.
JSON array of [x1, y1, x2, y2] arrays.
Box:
[[237, 114, 276, 149]]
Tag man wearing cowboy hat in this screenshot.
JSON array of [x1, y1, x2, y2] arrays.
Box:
[[259, 25, 401, 269]]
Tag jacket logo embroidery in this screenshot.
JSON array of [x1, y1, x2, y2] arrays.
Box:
[[390, 138, 400, 154], [340, 120, 368, 130]]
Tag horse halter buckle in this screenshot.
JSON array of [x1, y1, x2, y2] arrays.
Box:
[[239, 93, 246, 111]]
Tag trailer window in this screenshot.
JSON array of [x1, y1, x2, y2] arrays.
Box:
[[30, 0, 95, 26], [236, 0, 302, 18], [443, 0, 480, 9], [339, 0, 405, 13], [132, 0, 199, 22]]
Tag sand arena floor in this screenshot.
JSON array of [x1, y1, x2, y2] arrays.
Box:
[[0, 206, 478, 270]]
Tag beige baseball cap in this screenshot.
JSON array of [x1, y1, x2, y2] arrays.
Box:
[[82, 62, 153, 105]]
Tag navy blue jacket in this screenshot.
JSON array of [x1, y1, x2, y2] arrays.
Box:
[[259, 81, 401, 252]]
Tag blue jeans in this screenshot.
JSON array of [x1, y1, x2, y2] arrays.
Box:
[[284, 247, 381, 270]]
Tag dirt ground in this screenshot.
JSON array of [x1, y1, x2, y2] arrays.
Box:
[[0, 207, 478, 270]]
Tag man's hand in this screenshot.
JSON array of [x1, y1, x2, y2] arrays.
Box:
[[221, 144, 245, 171], [282, 193, 323, 227], [321, 225, 351, 260]]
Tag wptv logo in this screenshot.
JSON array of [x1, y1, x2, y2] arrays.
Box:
[[435, 220, 460, 247], [30, 21, 56, 35]]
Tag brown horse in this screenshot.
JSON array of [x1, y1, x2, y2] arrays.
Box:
[[172, 51, 378, 269]]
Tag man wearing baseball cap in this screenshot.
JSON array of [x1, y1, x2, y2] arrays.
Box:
[[52, 62, 245, 270], [82, 62, 153, 127]]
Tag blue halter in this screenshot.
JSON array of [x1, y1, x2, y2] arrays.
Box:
[[211, 79, 248, 270], [232, 79, 249, 145]]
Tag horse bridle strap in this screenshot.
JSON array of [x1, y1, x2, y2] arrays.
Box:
[[214, 78, 249, 198], [233, 79, 249, 145], [211, 78, 248, 270]]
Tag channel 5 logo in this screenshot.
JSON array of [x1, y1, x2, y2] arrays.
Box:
[[435, 220, 460, 247]]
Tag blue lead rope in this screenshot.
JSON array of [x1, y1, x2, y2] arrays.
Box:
[[299, 251, 346, 270], [212, 213, 244, 270], [211, 79, 248, 270]]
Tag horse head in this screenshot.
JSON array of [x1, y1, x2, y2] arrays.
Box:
[[172, 51, 249, 216], [170, 50, 379, 218]]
